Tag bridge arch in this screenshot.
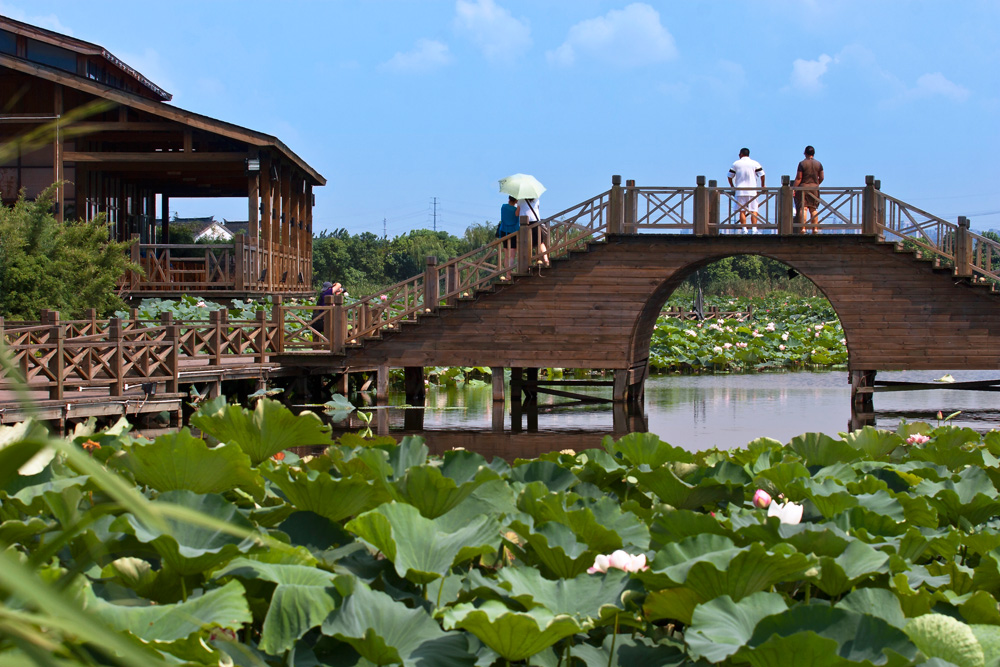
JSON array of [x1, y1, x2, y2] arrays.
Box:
[[625, 249, 848, 380]]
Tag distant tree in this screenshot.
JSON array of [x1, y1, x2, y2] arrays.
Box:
[[0, 184, 136, 319]]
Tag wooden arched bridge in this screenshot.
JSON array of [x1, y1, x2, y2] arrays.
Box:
[[2, 175, 999, 428]]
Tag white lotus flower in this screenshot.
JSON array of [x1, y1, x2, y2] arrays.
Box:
[[768, 500, 804, 525], [588, 550, 648, 574]]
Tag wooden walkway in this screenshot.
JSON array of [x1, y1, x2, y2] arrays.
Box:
[[3, 175, 999, 427]]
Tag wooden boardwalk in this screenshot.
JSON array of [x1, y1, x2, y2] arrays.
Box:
[[3, 176, 999, 427]]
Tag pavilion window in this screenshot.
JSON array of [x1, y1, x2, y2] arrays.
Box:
[[0, 29, 15, 56], [26, 38, 76, 72]]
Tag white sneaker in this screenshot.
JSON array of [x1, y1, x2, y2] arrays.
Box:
[[751, 227, 760, 235]]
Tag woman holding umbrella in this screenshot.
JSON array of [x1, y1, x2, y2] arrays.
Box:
[[499, 173, 548, 267]]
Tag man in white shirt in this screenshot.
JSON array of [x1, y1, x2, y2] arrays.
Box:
[[517, 198, 548, 266], [727, 148, 766, 233]]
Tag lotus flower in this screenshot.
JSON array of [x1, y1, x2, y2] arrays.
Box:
[[752, 489, 772, 508], [587, 550, 648, 574], [906, 434, 931, 445], [767, 500, 804, 525]]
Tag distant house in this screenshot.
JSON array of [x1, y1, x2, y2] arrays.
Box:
[[0, 14, 325, 297]]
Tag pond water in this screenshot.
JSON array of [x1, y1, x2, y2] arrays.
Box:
[[321, 370, 1000, 457]]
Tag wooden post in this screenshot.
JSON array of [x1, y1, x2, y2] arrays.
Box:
[[109, 317, 124, 397], [491, 366, 505, 402], [166, 321, 179, 394], [624, 179, 637, 233], [424, 256, 439, 312], [255, 309, 268, 363], [48, 313, 64, 400], [130, 233, 141, 288], [693, 175, 708, 236], [778, 175, 794, 235], [260, 153, 273, 291], [510, 367, 523, 403], [332, 293, 345, 354], [272, 295, 285, 354], [862, 175, 878, 236], [54, 84, 64, 223], [234, 234, 245, 291], [956, 216, 973, 278], [161, 194, 170, 243], [608, 175, 623, 234], [708, 180, 720, 236], [404, 366, 425, 403], [517, 221, 531, 272], [209, 310, 223, 366], [376, 364, 389, 404], [613, 369, 628, 403], [446, 263, 458, 306]]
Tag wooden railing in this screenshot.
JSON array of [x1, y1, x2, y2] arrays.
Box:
[[127, 235, 311, 294]]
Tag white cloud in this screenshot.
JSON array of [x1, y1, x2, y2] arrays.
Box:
[[0, 2, 73, 34], [546, 3, 677, 68], [380, 39, 452, 74], [789, 54, 834, 93], [454, 0, 530, 64], [909, 72, 969, 102]]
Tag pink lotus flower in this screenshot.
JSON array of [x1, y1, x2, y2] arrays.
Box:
[[779, 344, 786, 351], [587, 550, 648, 574], [380, 294, 388, 301], [906, 434, 931, 445], [752, 489, 772, 508]]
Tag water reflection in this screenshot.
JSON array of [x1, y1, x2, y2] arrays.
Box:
[[319, 370, 1000, 457]]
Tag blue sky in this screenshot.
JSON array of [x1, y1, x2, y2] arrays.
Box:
[[6, 1, 999, 235]]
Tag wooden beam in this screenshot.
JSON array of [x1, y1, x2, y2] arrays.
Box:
[[63, 151, 245, 163]]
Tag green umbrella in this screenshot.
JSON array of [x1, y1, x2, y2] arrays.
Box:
[[499, 173, 546, 200]]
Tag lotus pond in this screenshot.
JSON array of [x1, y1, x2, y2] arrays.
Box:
[[4, 397, 1000, 666]]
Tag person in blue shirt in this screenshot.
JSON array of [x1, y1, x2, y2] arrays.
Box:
[[499, 195, 519, 271]]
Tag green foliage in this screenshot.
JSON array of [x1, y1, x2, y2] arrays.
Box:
[[650, 294, 847, 373], [311, 224, 494, 295], [0, 184, 137, 319], [6, 404, 1000, 665]]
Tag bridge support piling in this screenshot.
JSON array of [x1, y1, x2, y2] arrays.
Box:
[[491, 367, 505, 402], [850, 370, 877, 413], [613, 371, 628, 403], [404, 366, 425, 404], [511, 367, 523, 402], [376, 364, 389, 404]]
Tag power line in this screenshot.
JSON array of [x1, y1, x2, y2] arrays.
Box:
[[431, 197, 438, 232]]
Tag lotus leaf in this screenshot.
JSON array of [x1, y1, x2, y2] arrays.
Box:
[[755, 460, 811, 497], [190, 397, 333, 465], [114, 490, 258, 576], [323, 581, 474, 666], [571, 634, 690, 667], [905, 613, 985, 667], [516, 486, 650, 553], [971, 625, 1000, 667], [492, 567, 632, 623], [788, 432, 859, 467], [506, 519, 596, 579], [741, 605, 917, 666], [603, 432, 693, 467], [390, 451, 501, 519], [84, 578, 251, 642], [214, 558, 345, 655], [649, 509, 730, 549], [118, 428, 262, 499], [632, 466, 742, 510], [684, 592, 788, 662], [811, 539, 890, 596], [642, 587, 705, 625], [509, 460, 579, 491], [262, 466, 391, 524], [735, 521, 851, 557], [837, 588, 907, 629], [5, 474, 89, 517], [440, 600, 583, 662], [346, 502, 498, 584], [841, 426, 904, 461], [915, 467, 1000, 526]]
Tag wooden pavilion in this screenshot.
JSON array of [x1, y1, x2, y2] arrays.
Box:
[[0, 15, 325, 298]]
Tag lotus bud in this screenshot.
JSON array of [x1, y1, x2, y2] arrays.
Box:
[[752, 489, 772, 508]]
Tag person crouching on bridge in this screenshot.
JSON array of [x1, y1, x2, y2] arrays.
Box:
[[499, 195, 520, 275], [793, 145, 824, 234], [728, 147, 766, 234]]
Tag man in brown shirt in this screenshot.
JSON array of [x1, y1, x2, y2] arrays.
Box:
[[793, 146, 824, 233]]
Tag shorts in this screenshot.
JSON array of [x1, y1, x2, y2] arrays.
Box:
[[735, 194, 758, 213], [504, 234, 517, 249], [796, 185, 820, 209], [531, 225, 548, 246]]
